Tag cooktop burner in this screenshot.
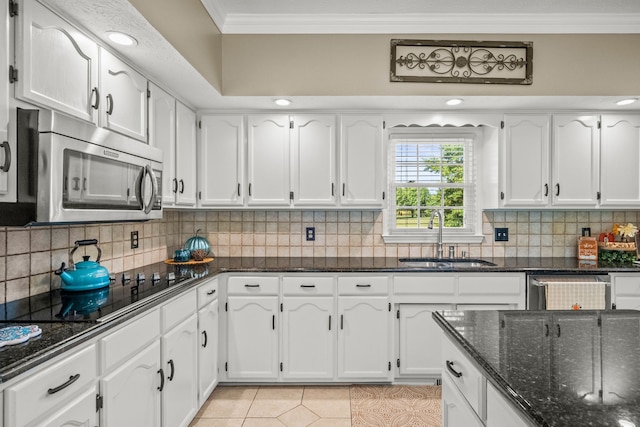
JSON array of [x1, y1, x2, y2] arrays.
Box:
[[0, 263, 200, 323]]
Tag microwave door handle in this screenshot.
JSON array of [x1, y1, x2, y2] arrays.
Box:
[[144, 165, 158, 214], [134, 167, 145, 211]]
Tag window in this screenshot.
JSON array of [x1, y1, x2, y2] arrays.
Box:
[[383, 128, 482, 243]]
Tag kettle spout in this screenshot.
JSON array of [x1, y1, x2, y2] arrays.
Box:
[[54, 262, 74, 285]]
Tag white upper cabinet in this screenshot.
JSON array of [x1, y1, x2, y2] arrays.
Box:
[[198, 115, 245, 207], [551, 114, 600, 207], [291, 115, 336, 206], [247, 114, 291, 206], [502, 114, 603, 209], [148, 83, 176, 205], [600, 115, 640, 206], [339, 115, 384, 207], [99, 49, 148, 142], [0, 0, 11, 201], [15, 0, 99, 124], [175, 101, 197, 206], [501, 114, 550, 207]]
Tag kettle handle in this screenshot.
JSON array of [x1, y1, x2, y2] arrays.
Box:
[[54, 262, 66, 275], [70, 239, 102, 263]]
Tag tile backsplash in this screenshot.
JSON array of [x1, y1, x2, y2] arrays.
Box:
[[1, 209, 639, 303]]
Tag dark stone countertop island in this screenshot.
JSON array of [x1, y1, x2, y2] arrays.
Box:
[[433, 309, 640, 427]]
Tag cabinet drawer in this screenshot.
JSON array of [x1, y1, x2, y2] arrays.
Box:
[[283, 276, 334, 296], [197, 278, 219, 309], [442, 337, 486, 419], [228, 276, 279, 295], [458, 275, 523, 296], [6, 344, 96, 427], [394, 275, 456, 295], [162, 289, 197, 331], [338, 276, 388, 295], [101, 309, 160, 372]]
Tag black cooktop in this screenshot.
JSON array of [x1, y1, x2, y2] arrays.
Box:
[[0, 263, 203, 323]]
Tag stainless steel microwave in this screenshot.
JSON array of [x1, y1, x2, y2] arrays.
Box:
[[3, 108, 163, 226]]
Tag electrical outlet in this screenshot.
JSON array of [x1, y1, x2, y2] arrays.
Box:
[[306, 227, 316, 241], [131, 231, 139, 249], [495, 228, 508, 242]]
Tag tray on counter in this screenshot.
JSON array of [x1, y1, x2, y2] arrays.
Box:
[[163, 257, 214, 265]]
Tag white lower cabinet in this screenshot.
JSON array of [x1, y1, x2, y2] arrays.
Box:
[[38, 384, 98, 427], [397, 304, 454, 377], [486, 381, 532, 427], [5, 344, 97, 427], [226, 277, 279, 380], [281, 277, 335, 379], [162, 314, 199, 427], [198, 298, 219, 406], [338, 295, 391, 380], [101, 341, 161, 427], [442, 377, 484, 427]]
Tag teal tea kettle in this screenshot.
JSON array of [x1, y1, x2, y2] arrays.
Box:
[[55, 239, 111, 291]]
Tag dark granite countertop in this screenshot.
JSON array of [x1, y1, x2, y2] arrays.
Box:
[[433, 309, 640, 427], [1, 256, 639, 385]]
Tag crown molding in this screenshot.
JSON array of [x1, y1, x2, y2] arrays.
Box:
[[216, 12, 640, 34], [200, 0, 227, 32]]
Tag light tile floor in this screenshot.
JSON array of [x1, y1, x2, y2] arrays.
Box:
[[190, 385, 441, 427]]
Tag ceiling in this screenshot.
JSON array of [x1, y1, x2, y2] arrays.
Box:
[[41, 0, 640, 112], [201, 0, 640, 34]]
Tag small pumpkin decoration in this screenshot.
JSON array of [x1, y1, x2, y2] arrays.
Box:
[[184, 229, 211, 259]]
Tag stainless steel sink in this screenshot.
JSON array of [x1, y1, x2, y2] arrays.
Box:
[[399, 258, 497, 268]]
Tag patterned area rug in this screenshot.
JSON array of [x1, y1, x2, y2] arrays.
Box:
[[351, 385, 442, 427]]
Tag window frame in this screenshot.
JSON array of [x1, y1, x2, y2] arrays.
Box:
[[382, 127, 484, 244]]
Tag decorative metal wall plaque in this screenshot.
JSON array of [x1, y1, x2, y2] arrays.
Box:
[[390, 39, 533, 85]]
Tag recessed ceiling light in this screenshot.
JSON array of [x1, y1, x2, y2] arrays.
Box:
[[274, 99, 291, 106], [446, 98, 463, 106], [615, 98, 638, 106], [106, 31, 138, 47]]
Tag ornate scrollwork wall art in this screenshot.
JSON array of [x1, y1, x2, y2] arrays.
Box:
[[390, 39, 533, 84]]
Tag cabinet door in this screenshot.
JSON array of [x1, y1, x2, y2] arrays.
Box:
[[550, 312, 600, 403], [291, 115, 336, 206], [551, 115, 600, 207], [501, 115, 550, 207], [198, 299, 219, 406], [148, 83, 176, 205], [227, 296, 279, 379], [398, 304, 453, 378], [37, 384, 98, 427], [486, 381, 532, 427], [100, 49, 147, 142], [282, 296, 335, 379], [339, 115, 384, 206], [600, 115, 640, 206], [101, 340, 161, 427], [16, 0, 99, 124], [0, 2, 10, 201], [198, 115, 244, 206], [442, 378, 484, 427], [338, 296, 391, 379], [247, 114, 290, 206], [162, 314, 199, 427], [175, 102, 197, 206]]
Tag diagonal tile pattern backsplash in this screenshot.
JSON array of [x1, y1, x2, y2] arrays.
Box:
[[0, 209, 638, 303]]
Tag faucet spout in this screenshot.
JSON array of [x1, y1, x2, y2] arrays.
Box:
[[428, 210, 444, 259]]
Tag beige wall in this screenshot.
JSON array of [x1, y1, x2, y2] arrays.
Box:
[[1, 209, 638, 303], [129, 0, 223, 92], [221, 34, 640, 96]]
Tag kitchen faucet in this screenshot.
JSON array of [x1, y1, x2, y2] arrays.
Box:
[[428, 209, 444, 259]]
